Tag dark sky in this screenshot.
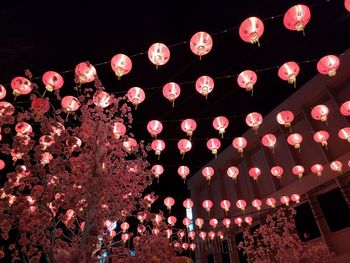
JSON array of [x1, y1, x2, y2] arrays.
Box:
[[1, 0, 350, 218]]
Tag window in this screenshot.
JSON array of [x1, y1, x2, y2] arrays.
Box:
[[295, 202, 321, 241]]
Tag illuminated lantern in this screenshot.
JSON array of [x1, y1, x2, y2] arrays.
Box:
[[232, 137, 247, 156], [271, 166, 283, 179], [207, 138, 221, 157], [283, 5, 311, 33], [164, 197, 175, 212], [17, 165, 30, 178], [249, 167, 261, 181], [208, 231, 216, 240], [66, 136, 82, 151], [120, 222, 130, 232], [213, 116, 229, 137], [244, 216, 253, 225], [209, 218, 218, 228], [0, 84, 6, 99], [0, 101, 14, 116], [151, 164, 164, 182], [278, 61, 300, 87], [75, 62, 96, 83], [313, 130, 329, 148], [199, 231, 207, 240], [137, 211, 148, 223], [239, 17, 264, 46], [311, 105, 329, 122], [202, 166, 215, 183], [220, 200, 231, 213], [287, 133, 303, 149], [127, 87, 145, 109], [151, 139, 165, 159], [183, 198, 193, 209], [31, 98, 50, 116], [311, 164, 323, 177], [93, 91, 111, 108], [266, 197, 276, 208], [11, 77, 32, 96], [147, 120, 163, 138], [217, 231, 224, 239], [177, 139, 192, 158], [276, 110, 294, 128], [61, 96, 80, 112], [246, 112, 263, 133], [167, 216, 177, 226], [189, 243, 196, 251], [41, 152, 53, 165], [252, 199, 262, 211], [196, 75, 214, 98], [182, 217, 191, 228], [338, 127, 350, 142], [261, 134, 277, 152], [112, 122, 126, 139], [188, 231, 196, 240], [340, 101, 350, 116], [0, 160, 5, 170], [317, 55, 340, 77], [190, 31, 213, 58], [237, 70, 257, 93], [223, 218, 231, 228], [123, 138, 137, 153], [280, 196, 290, 206], [166, 229, 173, 239], [236, 199, 247, 211], [181, 119, 197, 138], [195, 218, 204, 229], [178, 165, 190, 182], [227, 166, 239, 182], [15, 122, 32, 136], [42, 71, 64, 92], [148, 43, 170, 68], [291, 193, 301, 203], [292, 165, 305, 179], [153, 214, 163, 225], [111, 54, 132, 79], [202, 199, 213, 213], [346, 0, 350, 12], [162, 82, 181, 107], [152, 227, 160, 236], [330, 160, 342, 174], [121, 233, 129, 242], [234, 217, 243, 227], [177, 230, 185, 239]]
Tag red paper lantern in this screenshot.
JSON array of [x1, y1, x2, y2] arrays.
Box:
[[234, 217, 243, 227], [151, 164, 164, 180], [183, 198, 193, 209], [213, 116, 229, 137], [0, 160, 5, 170], [202, 166, 214, 183], [280, 196, 290, 206], [182, 217, 191, 228], [127, 87, 145, 109], [236, 199, 247, 211], [232, 137, 247, 155], [121, 233, 129, 242], [266, 197, 276, 208], [199, 231, 207, 240], [276, 110, 294, 128], [137, 212, 148, 223], [291, 193, 301, 203], [0, 84, 6, 100], [164, 197, 175, 211], [317, 55, 340, 77], [249, 167, 261, 181], [313, 130, 329, 148], [189, 243, 196, 251], [239, 17, 264, 46], [123, 137, 137, 153], [252, 199, 262, 210], [292, 165, 305, 179], [227, 166, 239, 181], [311, 104, 329, 122], [311, 164, 323, 177], [261, 134, 277, 152], [223, 218, 231, 228], [338, 127, 350, 142], [31, 98, 50, 116], [196, 75, 214, 98], [42, 71, 64, 92], [120, 222, 130, 232], [15, 122, 32, 136], [283, 4, 311, 32], [61, 96, 80, 112], [278, 61, 300, 87], [66, 136, 82, 151], [346, 0, 350, 12], [93, 91, 111, 108], [178, 165, 190, 182], [190, 31, 213, 58], [163, 82, 181, 107], [220, 200, 231, 213], [167, 216, 177, 226], [11, 76, 32, 96], [202, 199, 213, 212], [207, 138, 221, 157], [112, 121, 126, 139], [271, 166, 283, 179], [0, 101, 15, 116], [188, 231, 196, 240], [75, 62, 96, 83], [207, 218, 217, 229], [147, 120, 163, 138], [177, 139, 192, 157], [181, 119, 197, 138], [208, 231, 216, 240], [244, 216, 253, 225], [111, 54, 132, 79], [246, 112, 263, 132], [166, 229, 172, 239], [237, 70, 257, 93], [287, 133, 303, 149], [330, 160, 342, 174], [195, 218, 204, 229], [177, 230, 185, 239], [148, 43, 170, 68], [340, 101, 350, 116]]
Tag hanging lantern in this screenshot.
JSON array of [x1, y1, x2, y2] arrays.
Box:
[[261, 134, 277, 152], [266, 197, 276, 208], [283, 5, 311, 33], [239, 17, 264, 46], [164, 197, 175, 211], [183, 198, 193, 209], [190, 31, 213, 58], [148, 43, 170, 68], [151, 164, 164, 181], [340, 101, 350, 116], [190, 243, 196, 251], [280, 196, 290, 206], [42, 71, 64, 92], [276, 110, 294, 128], [199, 231, 207, 240], [311, 105, 329, 122], [209, 218, 218, 228], [137, 211, 148, 223], [120, 222, 130, 233], [291, 193, 301, 203], [151, 139, 165, 159], [61, 96, 80, 112], [123, 137, 137, 153], [222, 218, 231, 229], [236, 199, 247, 211], [345, 0, 350, 12], [127, 87, 145, 109], [213, 116, 229, 137], [121, 233, 129, 242], [220, 200, 231, 213], [313, 131, 329, 148], [202, 166, 215, 183], [111, 54, 132, 79], [0, 84, 6, 100], [147, 120, 163, 138], [227, 166, 239, 182], [11, 77, 32, 96], [178, 165, 190, 182], [287, 133, 303, 149], [271, 166, 283, 179], [208, 231, 216, 240], [195, 218, 204, 229], [188, 231, 196, 240], [330, 160, 342, 174], [182, 217, 191, 228], [311, 164, 324, 177], [196, 75, 214, 98], [181, 119, 197, 138], [15, 122, 32, 136], [202, 199, 213, 213], [166, 229, 172, 239], [177, 230, 185, 240], [317, 55, 340, 77], [0, 160, 5, 170], [237, 70, 257, 93], [182, 242, 189, 250], [66, 136, 82, 151], [244, 216, 253, 225], [217, 231, 225, 239], [249, 167, 261, 181], [338, 127, 350, 142], [153, 214, 163, 225], [0, 101, 15, 116], [112, 121, 126, 139], [207, 138, 221, 157], [234, 217, 243, 227], [31, 98, 50, 116], [292, 165, 305, 179], [232, 137, 247, 156], [246, 112, 263, 133], [93, 91, 111, 108], [162, 82, 181, 107], [252, 199, 262, 211], [177, 139, 192, 158], [278, 61, 300, 87], [75, 62, 96, 83], [167, 216, 177, 226]]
